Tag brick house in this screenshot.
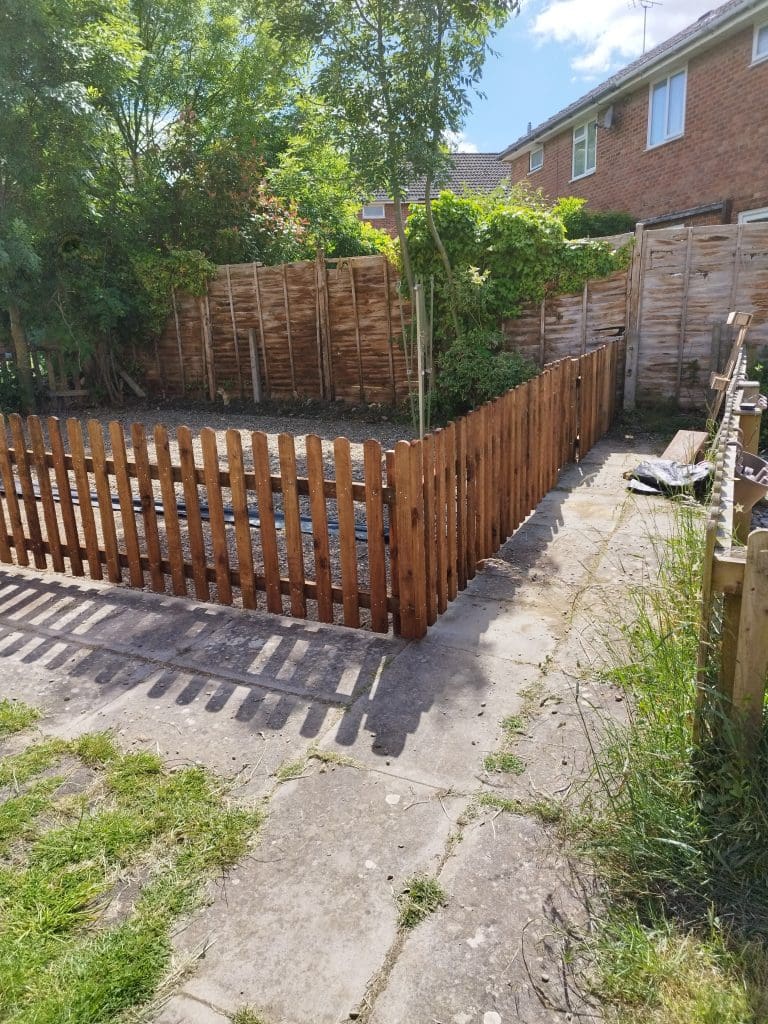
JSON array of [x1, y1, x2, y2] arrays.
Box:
[[500, 0, 768, 227], [360, 152, 509, 237]]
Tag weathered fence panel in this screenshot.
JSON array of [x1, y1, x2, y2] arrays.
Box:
[[505, 223, 768, 410], [0, 345, 618, 637], [145, 254, 411, 406]]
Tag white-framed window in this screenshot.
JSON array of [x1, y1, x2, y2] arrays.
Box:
[[572, 119, 597, 180], [362, 204, 385, 219], [529, 146, 543, 173], [753, 22, 768, 63], [739, 207, 768, 223], [648, 69, 686, 147]]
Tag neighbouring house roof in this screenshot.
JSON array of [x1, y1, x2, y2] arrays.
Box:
[[370, 152, 509, 203], [500, 0, 768, 160]]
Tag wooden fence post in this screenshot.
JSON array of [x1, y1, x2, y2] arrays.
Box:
[[731, 529, 768, 747], [623, 223, 645, 410]]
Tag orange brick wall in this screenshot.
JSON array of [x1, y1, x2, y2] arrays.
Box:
[[360, 203, 413, 238], [508, 25, 768, 224]]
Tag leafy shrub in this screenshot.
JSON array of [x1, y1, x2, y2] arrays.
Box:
[[434, 330, 536, 418], [0, 371, 21, 414], [553, 196, 636, 239]]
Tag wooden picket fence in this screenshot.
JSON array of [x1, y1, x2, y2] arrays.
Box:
[[0, 344, 618, 638]]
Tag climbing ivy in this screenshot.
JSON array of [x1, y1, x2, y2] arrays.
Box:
[[132, 249, 217, 337]]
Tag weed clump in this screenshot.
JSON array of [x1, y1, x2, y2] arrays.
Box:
[[397, 874, 446, 928], [0, 699, 40, 737]]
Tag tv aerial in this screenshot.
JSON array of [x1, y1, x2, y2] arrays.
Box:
[[630, 0, 663, 53]]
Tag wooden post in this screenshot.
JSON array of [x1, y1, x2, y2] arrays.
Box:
[[731, 529, 768, 747], [345, 261, 365, 403], [171, 288, 186, 392], [539, 299, 546, 367], [198, 297, 215, 401], [623, 223, 645, 410], [383, 259, 397, 405], [580, 281, 589, 355], [225, 265, 244, 399], [252, 263, 270, 398], [316, 251, 333, 401], [247, 328, 263, 403], [282, 263, 297, 395], [674, 229, 695, 403]]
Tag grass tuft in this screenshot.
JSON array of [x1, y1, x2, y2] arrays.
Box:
[[274, 758, 307, 782], [229, 1007, 267, 1024], [397, 874, 446, 929], [0, 699, 40, 737], [483, 752, 525, 775]]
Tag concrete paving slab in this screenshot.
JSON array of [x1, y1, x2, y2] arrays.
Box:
[[172, 766, 466, 1024], [155, 995, 229, 1024], [424, 597, 564, 666], [322, 645, 542, 790], [368, 811, 594, 1024], [75, 668, 342, 796], [175, 612, 399, 704]]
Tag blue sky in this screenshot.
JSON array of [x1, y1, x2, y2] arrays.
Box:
[[461, 0, 719, 153]]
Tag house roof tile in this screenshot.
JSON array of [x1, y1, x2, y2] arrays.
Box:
[[372, 152, 509, 203]]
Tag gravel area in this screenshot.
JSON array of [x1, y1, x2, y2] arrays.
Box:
[[8, 404, 419, 630]]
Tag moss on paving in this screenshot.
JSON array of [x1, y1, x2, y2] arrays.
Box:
[[0, 715, 263, 1024]]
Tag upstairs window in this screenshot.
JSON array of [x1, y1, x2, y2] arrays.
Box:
[[572, 119, 597, 179], [529, 146, 543, 172], [362, 204, 385, 219], [754, 22, 768, 62], [648, 70, 686, 147]]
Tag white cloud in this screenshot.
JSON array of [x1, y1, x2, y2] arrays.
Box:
[[445, 130, 479, 152], [531, 0, 719, 76]]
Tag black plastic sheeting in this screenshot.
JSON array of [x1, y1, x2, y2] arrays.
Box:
[[0, 480, 379, 545], [624, 458, 714, 498]]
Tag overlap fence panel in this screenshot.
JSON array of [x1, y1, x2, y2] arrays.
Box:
[[144, 253, 411, 406], [0, 345, 618, 637]]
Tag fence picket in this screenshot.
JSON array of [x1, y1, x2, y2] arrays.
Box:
[[177, 425, 210, 600], [9, 415, 46, 569], [278, 432, 306, 617], [455, 417, 467, 591], [48, 418, 82, 575], [226, 429, 257, 609], [252, 431, 282, 614], [409, 440, 428, 638], [422, 434, 437, 626], [363, 439, 388, 633], [67, 419, 102, 580], [306, 434, 333, 622], [109, 421, 143, 588], [385, 450, 400, 634], [28, 416, 64, 572], [154, 425, 186, 596], [434, 429, 448, 615], [131, 422, 164, 592], [201, 427, 232, 605], [333, 436, 359, 628], [445, 422, 458, 602], [466, 411, 478, 578], [88, 420, 121, 583], [0, 416, 21, 564], [393, 440, 415, 637]]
